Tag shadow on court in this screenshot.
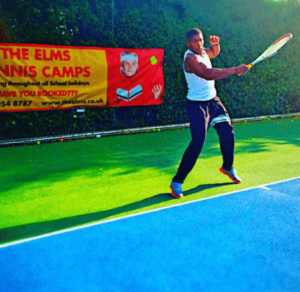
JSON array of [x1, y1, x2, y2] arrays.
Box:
[[0, 182, 233, 245]]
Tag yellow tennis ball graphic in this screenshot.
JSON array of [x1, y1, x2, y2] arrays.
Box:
[[150, 56, 157, 65]]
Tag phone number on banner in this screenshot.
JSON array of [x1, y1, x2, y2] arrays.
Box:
[[1, 101, 32, 107]]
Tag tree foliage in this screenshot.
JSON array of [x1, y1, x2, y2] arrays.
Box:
[[0, 0, 299, 139]]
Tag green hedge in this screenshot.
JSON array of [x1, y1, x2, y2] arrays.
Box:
[[0, 0, 299, 139]]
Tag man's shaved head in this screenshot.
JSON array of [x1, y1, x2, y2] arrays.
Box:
[[186, 28, 203, 41]]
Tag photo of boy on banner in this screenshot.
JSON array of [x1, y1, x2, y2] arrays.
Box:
[[106, 49, 164, 107]]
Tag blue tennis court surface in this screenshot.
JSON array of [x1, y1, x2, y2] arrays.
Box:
[[1, 178, 300, 292]]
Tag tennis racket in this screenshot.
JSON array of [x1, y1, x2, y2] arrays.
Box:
[[239, 33, 293, 76]]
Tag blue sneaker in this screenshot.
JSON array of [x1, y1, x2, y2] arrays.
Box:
[[220, 166, 242, 183], [170, 182, 183, 198]]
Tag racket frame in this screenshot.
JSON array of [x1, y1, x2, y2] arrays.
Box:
[[239, 33, 292, 75]]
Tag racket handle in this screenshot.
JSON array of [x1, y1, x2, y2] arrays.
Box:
[[238, 63, 253, 76]]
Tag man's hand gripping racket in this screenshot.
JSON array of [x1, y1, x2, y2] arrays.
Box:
[[238, 33, 293, 76]]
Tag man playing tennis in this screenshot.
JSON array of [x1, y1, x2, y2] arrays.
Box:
[[170, 28, 249, 198]]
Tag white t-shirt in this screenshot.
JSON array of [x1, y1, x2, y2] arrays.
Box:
[[183, 49, 217, 101]]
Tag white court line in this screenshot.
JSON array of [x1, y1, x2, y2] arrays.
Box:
[[1, 176, 299, 249], [260, 186, 272, 190]]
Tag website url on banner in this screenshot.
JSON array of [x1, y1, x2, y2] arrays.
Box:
[[0, 99, 104, 108], [42, 99, 104, 106]]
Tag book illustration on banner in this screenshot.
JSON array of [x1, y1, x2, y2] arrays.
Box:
[[116, 85, 143, 102]]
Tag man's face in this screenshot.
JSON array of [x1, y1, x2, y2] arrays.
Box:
[[187, 33, 204, 55], [123, 59, 138, 77]]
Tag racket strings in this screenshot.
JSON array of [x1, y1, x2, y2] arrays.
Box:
[[265, 35, 291, 57]]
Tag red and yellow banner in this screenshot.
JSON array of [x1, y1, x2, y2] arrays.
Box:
[[0, 43, 164, 112]]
